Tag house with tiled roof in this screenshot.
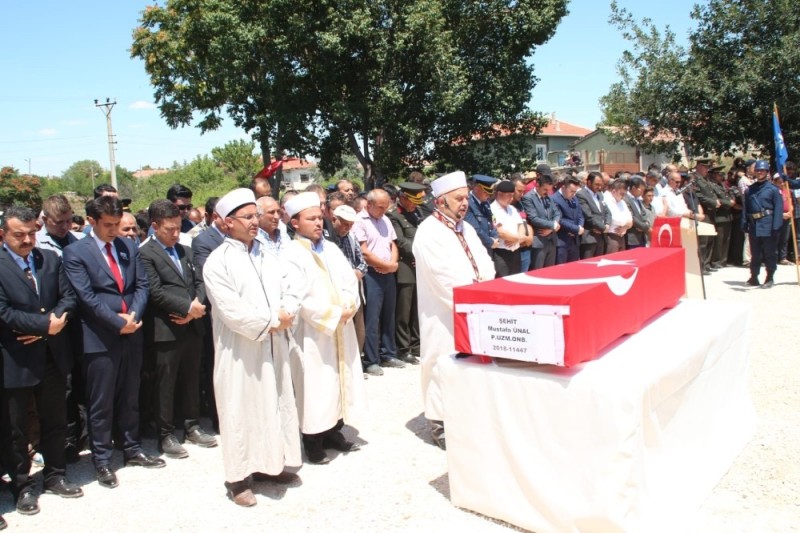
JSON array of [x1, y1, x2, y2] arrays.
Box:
[[272, 157, 319, 191], [571, 127, 683, 175], [464, 113, 592, 167]]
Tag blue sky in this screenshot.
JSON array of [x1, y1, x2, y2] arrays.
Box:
[[0, 0, 699, 177]]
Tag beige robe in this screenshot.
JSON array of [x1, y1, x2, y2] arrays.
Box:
[[283, 238, 367, 435], [203, 238, 303, 482], [413, 214, 495, 421]]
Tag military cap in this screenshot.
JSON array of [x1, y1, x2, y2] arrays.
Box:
[[471, 174, 498, 186], [398, 181, 426, 205]]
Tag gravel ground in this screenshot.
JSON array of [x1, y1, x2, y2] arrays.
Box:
[[1, 262, 797, 532]]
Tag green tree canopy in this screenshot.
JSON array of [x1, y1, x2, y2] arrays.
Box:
[[131, 0, 568, 187], [0, 167, 42, 209], [600, 0, 800, 163]]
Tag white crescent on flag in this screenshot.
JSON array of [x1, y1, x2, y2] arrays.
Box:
[[657, 222, 674, 247], [505, 259, 639, 296]]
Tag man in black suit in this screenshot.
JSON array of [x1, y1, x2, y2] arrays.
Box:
[[520, 172, 561, 270], [624, 176, 651, 249], [577, 171, 612, 258], [0, 206, 83, 517], [191, 196, 225, 429], [167, 183, 196, 233], [140, 200, 216, 459], [63, 196, 165, 489], [36, 194, 87, 462]]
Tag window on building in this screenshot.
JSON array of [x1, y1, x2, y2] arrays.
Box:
[[535, 144, 547, 162], [300, 173, 310, 183]]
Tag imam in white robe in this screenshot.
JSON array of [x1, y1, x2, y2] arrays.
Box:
[[203, 238, 303, 482], [413, 213, 495, 421], [282, 237, 367, 435]]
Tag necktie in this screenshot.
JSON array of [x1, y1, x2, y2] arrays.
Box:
[[167, 247, 183, 275], [637, 198, 644, 213], [104, 242, 128, 313], [596, 193, 603, 202], [543, 196, 551, 208], [23, 259, 37, 294]]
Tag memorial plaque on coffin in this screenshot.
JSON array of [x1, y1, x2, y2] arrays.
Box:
[[453, 247, 685, 366]]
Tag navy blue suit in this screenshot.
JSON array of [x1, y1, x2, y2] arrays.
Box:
[[63, 235, 149, 467], [0, 247, 76, 493], [190, 225, 225, 426], [551, 190, 584, 264], [520, 190, 560, 269]]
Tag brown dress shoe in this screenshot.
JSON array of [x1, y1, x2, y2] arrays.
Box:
[[226, 479, 256, 507]]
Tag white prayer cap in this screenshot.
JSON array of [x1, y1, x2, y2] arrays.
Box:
[[333, 204, 357, 222], [431, 171, 467, 198], [284, 191, 321, 218], [216, 188, 256, 218]]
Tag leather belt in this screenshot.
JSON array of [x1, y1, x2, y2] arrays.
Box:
[[748, 209, 773, 220]]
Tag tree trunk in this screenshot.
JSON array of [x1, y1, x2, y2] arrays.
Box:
[[346, 131, 376, 190], [274, 121, 284, 199], [256, 123, 278, 199]]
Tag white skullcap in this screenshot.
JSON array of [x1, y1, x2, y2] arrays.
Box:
[[216, 188, 256, 218], [333, 204, 357, 222], [431, 171, 467, 198], [284, 191, 321, 218]]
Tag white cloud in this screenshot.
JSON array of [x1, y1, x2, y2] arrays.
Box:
[[129, 100, 157, 110], [38, 128, 58, 136]]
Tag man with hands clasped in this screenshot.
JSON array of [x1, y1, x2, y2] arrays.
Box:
[[63, 196, 164, 490]]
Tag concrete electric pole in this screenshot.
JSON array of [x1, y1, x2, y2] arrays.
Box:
[[94, 98, 118, 189]]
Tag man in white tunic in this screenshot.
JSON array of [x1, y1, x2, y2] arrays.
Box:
[[282, 193, 367, 465], [202, 188, 303, 507], [413, 171, 495, 449]]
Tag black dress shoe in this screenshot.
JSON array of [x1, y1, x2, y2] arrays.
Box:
[[124, 452, 166, 469], [185, 428, 218, 448], [160, 434, 189, 459], [398, 354, 420, 365], [0, 514, 6, 530], [45, 477, 84, 498], [302, 436, 331, 465], [380, 357, 406, 368], [746, 277, 760, 286], [761, 279, 775, 289], [16, 489, 39, 515], [322, 430, 362, 452], [96, 466, 118, 488]]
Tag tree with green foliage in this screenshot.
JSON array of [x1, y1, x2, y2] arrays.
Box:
[[131, 0, 568, 188], [600, 0, 800, 162], [211, 140, 261, 187], [0, 167, 42, 209]]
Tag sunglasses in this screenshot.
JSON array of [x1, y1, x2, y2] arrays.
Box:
[[177, 204, 193, 211]]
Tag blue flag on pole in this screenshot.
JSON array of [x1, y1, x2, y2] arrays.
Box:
[[773, 103, 789, 172]]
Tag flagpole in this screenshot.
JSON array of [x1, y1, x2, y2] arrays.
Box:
[[784, 182, 800, 285]]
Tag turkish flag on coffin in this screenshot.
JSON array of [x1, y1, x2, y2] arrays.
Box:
[[453, 247, 685, 367]]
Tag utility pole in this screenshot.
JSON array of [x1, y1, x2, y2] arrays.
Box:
[[94, 98, 117, 189], [24, 158, 31, 175]]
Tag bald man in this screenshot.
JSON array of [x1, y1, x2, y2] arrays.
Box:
[[353, 189, 402, 376]]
